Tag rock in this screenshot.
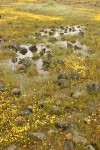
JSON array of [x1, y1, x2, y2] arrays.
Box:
[[58, 73, 67, 80], [74, 45, 81, 50], [49, 31, 54, 36], [73, 132, 88, 145], [28, 131, 46, 141], [12, 57, 17, 63], [88, 49, 95, 54], [49, 37, 58, 43], [70, 91, 83, 98], [64, 139, 75, 150], [60, 32, 64, 36], [8, 145, 17, 150], [44, 30, 48, 34], [39, 48, 46, 56], [69, 27, 72, 32], [60, 26, 65, 30], [29, 45, 37, 53], [79, 31, 84, 37], [38, 100, 44, 108], [55, 121, 74, 130], [19, 47, 27, 55], [11, 88, 21, 96], [67, 43, 73, 48], [43, 60, 50, 69], [87, 82, 100, 92], [84, 117, 90, 124], [15, 116, 22, 122], [58, 79, 68, 85], [57, 60, 64, 65], [35, 32, 41, 36], [20, 108, 32, 116], [27, 105, 33, 112], [71, 40, 76, 44], [7, 44, 20, 52], [18, 58, 33, 67], [0, 82, 5, 91], [64, 29, 68, 33], [49, 105, 60, 114], [86, 145, 96, 150]]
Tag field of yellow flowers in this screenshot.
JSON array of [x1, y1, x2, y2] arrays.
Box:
[[0, 0, 100, 150]]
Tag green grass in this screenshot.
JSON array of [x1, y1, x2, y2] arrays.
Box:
[[0, 0, 100, 150]]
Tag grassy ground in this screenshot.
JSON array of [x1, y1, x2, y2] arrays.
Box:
[[0, 0, 100, 150]]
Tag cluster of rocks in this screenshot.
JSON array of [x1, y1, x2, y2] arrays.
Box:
[[3, 25, 92, 76], [33, 25, 84, 38]]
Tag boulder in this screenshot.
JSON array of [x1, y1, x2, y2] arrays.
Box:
[[12, 57, 17, 63], [11, 88, 21, 96], [58, 79, 68, 85], [55, 121, 74, 130], [74, 45, 81, 50], [86, 145, 96, 150], [38, 99, 44, 108], [72, 132, 88, 145], [49, 105, 60, 114], [29, 45, 37, 53], [28, 131, 46, 141], [19, 47, 27, 55], [87, 82, 100, 92], [64, 139, 75, 150], [8, 145, 17, 150]]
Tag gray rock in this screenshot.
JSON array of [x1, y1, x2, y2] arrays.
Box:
[[84, 117, 90, 124], [8, 145, 17, 150], [11, 88, 21, 96], [55, 121, 74, 130], [27, 105, 33, 112], [43, 60, 50, 69], [49, 105, 60, 114], [7, 44, 20, 52], [29, 45, 37, 53], [58, 73, 67, 80], [39, 48, 46, 56], [73, 132, 88, 145], [70, 91, 83, 98], [87, 82, 100, 92], [69, 27, 72, 32], [0, 82, 5, 91], [74, 45, 81, 50], [86, 145, 96, 150], [71, 40, 76, 44], [79, 31, 84, 37], [67, 43, 73, 48], [29, 131, 46, 141], [19, 47, 27, 55], [38, 100, 44, 108], [58, 79, 68, 85], [49, 31, 54, 36], [12, 57, 17, 63], [35, 32, 41, 36], [21, 108, 32, 115], [64, 139, 75, 150]]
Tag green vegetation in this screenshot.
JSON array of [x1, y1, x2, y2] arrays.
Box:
[[0, 0, 100, 150]]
